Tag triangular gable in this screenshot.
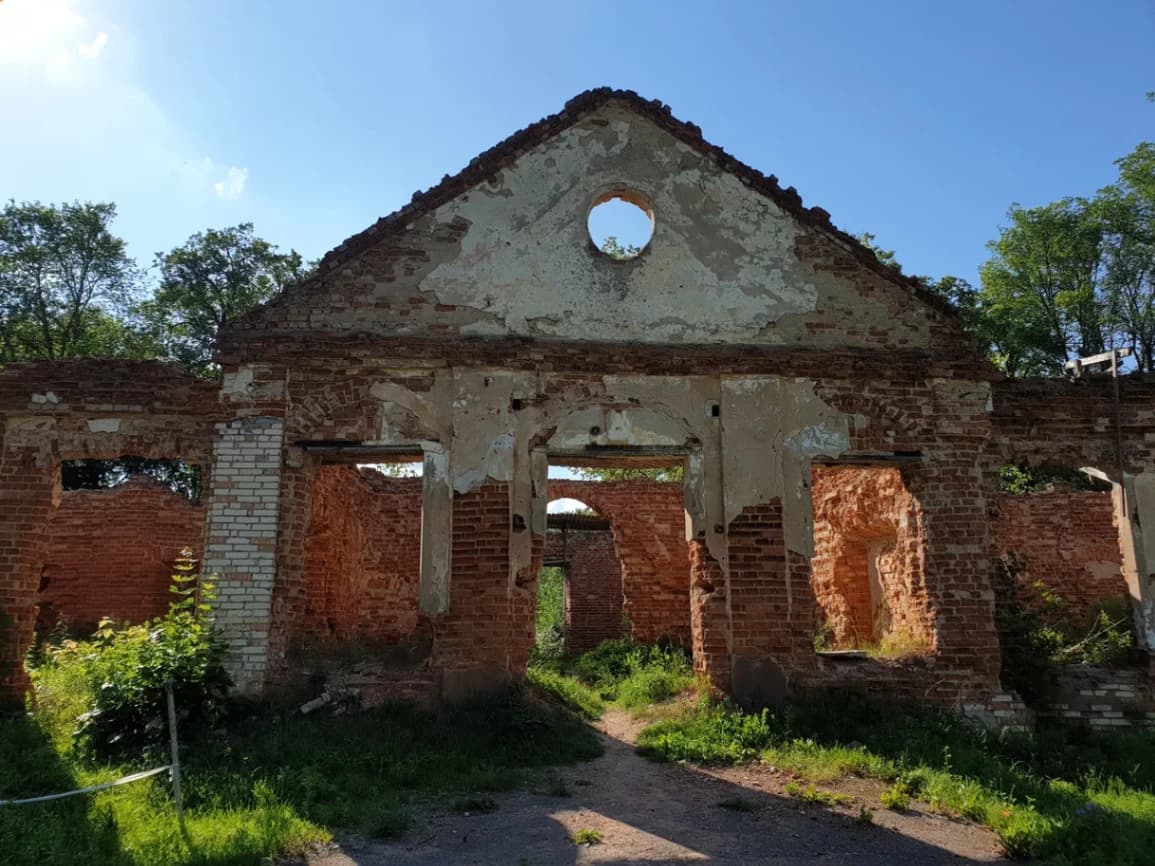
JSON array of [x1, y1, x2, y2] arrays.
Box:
[[223, 88, 966, 352]]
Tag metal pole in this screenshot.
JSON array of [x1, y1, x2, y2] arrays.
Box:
[[1112, 348, 1125, 482], [165, 680, 184, 826]]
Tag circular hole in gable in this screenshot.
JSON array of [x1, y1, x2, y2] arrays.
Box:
[[587, 191, 654, 260]]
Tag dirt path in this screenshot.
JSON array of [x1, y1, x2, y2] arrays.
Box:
[[310, 709, 1007, 865]]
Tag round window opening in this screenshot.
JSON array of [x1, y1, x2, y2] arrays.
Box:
[[587, 191, 654, 260]]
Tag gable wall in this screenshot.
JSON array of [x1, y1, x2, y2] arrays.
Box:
[[225, 103, 978, 365]]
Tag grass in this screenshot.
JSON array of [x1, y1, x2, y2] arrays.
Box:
[[784, 780, 852, 807], [528, 638, 697, 716], [572, 827, 603, 845], [637, 693, 1155, 864], [1, 647, 602, 866]]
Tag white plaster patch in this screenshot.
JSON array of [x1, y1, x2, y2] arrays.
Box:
[[86, 417, 121, 433], [419, 106, 820, 344], [221, 365, 254, 396]]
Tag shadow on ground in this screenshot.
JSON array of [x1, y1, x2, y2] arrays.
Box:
[[316, 712, 1006, 866], [0, 712, 125, 863]]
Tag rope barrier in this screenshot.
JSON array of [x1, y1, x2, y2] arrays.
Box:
[[0, 765, 172, 806]]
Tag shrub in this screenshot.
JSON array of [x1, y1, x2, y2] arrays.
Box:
[[62, 549, 232, 759]]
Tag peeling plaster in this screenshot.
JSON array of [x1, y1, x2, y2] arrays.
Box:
[[420, 105, 820, 343]]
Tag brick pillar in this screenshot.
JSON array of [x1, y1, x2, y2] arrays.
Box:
[[434, 481, 514, 699], [265, 457, 315, 686], [904, 463, 1001, 683], [203, 417, 285, 694], [690, 539, 731, 692], [0, 448, 57, 707], [727, 500, 788, 658]]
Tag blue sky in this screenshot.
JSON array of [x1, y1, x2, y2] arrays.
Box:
[[1, 0, 1152, 285]]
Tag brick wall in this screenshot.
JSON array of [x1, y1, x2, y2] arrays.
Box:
[[37, 479, 205, 632], [0, 359, 220, 707], [548, 480, 691, 645], [1043, 665, 1155, 729], [810, 465, 931, 649], [436, 481, 513, 669], [204, 417, 285, 693], [301, 466, 423, 641], [543, 527, 624, 653], [993, 488, 1128, 615]]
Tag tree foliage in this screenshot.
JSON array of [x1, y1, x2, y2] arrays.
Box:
[[859, 131, 1155, 377], [575, 465, 684, 482], [0, 200, 147, 363], [599, 235, 642, 260], [144, 223, 308, 374]]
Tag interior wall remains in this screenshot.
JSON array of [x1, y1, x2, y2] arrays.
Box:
[[300, 466, 423, 643], [38, 478, 206, 633], [993, 487, 1128, 616], [810, 464, 930, 649], [0, 360, 219, 707], [542, 527, 624, 654], [548, 479, 690, 646]]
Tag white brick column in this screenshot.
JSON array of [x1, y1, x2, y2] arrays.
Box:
[[203, 416, 284, 693]]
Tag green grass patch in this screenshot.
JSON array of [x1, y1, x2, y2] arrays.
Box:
[[2, 641, 602, 865], [637, 693, 1155, 864], [529, 639, 696, 717]]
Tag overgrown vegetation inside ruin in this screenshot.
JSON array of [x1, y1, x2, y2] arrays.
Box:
[[998, 464, 1112, 495], [529, 638, 697, 717], [534, 565, 566, 658], [3, 562, 601, 866], [993, 555, 1134, 704], [636, 693, 1155, 864]]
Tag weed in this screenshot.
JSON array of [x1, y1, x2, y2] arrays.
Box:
[[880, 781, 913, 811], [856, 806, 875, 825], [785, 780, 852, 807], [572, 828, 604, 845]]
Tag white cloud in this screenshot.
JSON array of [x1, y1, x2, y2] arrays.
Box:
[[0, 0, 106, 84], [214, 167, 249, 200], [78, 31, 109, 60], [0, 0, 253, 241]]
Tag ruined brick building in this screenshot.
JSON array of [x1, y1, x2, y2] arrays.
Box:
[[4, 90, 1155, 724]]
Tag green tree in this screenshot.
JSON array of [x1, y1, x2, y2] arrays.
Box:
[[599, 235, 642, 260], [0, 200, 144, 363], [576, 466, 683, 482], [979, 199, 1108, 376], [145, 223, 308, 374], [1098, 143, 1155, 370]]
